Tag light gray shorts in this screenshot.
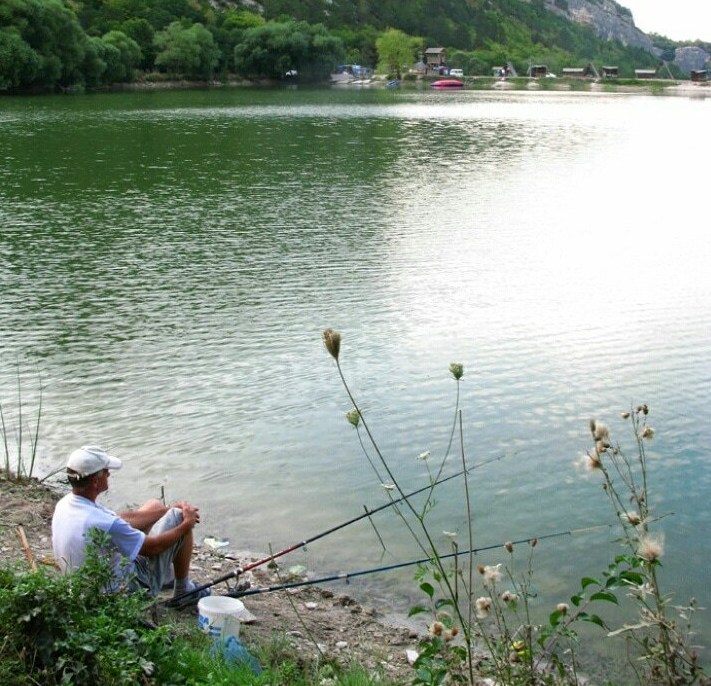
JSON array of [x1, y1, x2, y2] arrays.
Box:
[[131, 508, 184, 596]]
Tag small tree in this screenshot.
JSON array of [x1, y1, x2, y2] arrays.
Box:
[[102, 30, 141, 82], [154, 21, 220, 79], [375, 28, 421, 79]]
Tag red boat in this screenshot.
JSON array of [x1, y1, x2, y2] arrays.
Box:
[[430, 79, 464, 89]]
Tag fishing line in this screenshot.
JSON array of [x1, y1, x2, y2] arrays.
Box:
[[228, 525, 612, 599], [165, 452, 507, 606]]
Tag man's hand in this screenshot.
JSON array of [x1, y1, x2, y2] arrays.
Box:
[[175, 501, 200, 528]]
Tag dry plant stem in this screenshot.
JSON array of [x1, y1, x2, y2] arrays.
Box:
[[268, 543, 325, 660], [1, 402, 10, 480], [458, 409, 475, 686], [422, 379, 461, 514], [333, 359, 471, 662]]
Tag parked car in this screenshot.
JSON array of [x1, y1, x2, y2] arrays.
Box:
[[449, 68, 464, 77]]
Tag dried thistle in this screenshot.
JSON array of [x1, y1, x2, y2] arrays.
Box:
[[322, 328, 341, 360]]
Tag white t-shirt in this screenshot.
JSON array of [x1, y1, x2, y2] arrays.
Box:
[[52, 492, 145, 590]]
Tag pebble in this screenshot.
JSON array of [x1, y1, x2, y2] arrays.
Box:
[[305, 601, 319, 610], [406, 649, 419, 665]]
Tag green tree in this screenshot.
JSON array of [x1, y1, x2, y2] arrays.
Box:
[[120, 17, 155, 69], [102, 30, 141, 81], [0, 0, 88, 90], [375, 28, 420, 78], [234, 20, 344, 81], [154, 20, 220, 78], [0, 28, 41, 90]]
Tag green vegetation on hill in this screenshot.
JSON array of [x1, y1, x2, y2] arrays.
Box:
[[0, 0, 692, 93]]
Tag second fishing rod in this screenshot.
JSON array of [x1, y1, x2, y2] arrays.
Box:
[[166, 452, 506, 605]]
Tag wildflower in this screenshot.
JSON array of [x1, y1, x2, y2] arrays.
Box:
[[322, 329, 341, 360], [595, 441, 609, 454], [621, 412, 631, 420], [428, 621, 445, 636], [443, 531, 457, 538], [592, 421, 609, 442], [443, 628, 458, 641], [641, 426, 655, 440], [381, 483, 395, 491], [509, 651, 521, 663], [501, 590, 518, 604], [557, 603, 569, 616], [475, 596, 492, 618], [621, 511, 642, 526], [483, 564, 503, 584], [504, 541, 513, 553], [576, 453, 602, 475], [477, 565, 485, 575], [449, 363, 463, 380], [345, 409, 360, 428], [638, 533, 665, 561], [530, 538, 538, 548], [417, 450, 431, 461]]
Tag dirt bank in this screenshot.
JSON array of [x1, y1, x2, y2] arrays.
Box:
[[0, 476, 422, 682]]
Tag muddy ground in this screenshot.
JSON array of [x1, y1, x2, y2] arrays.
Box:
[[0, 476, 423, 682]]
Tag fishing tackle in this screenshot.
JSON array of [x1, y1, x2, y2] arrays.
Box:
[[228, 525, 612, 599], [165, 453, 506, 606]]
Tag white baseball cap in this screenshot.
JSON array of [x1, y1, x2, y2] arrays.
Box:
[[66, 445, 123, 478]]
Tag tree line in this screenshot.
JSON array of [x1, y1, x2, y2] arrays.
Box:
[[1, 0, 668, 93]]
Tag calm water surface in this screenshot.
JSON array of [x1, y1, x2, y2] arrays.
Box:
[[1, 87, 710, 666]]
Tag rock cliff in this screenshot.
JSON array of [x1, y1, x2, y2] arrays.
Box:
[[542, 0, 659, 55]]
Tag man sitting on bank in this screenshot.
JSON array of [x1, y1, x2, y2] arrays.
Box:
[[52, 445, 209, 603]]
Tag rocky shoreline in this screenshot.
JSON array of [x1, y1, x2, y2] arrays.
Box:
[[0, 475, 422, 682]]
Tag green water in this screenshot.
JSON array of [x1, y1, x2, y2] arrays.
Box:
[[2, 87, 711, 670]]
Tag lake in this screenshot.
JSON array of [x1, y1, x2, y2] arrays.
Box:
[[1, 86, 710, 669]]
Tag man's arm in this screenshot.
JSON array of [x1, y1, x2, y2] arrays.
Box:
[[119, 506, 169, 531], [138, 502, 199, 558]]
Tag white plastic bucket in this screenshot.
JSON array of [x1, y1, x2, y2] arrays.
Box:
[[197, 596, 245, 642]]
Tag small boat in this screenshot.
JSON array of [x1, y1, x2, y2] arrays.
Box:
[[431, 79, 464, 89], [386, 80, 399, 88]]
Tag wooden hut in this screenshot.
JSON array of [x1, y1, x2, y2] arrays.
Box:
[[529, 64, 548, 78], [425, 48, 446, 75], [691, 69, 708, 82], [602, 66, 619, 78], [561, 63, 598, 79], [635, 68, 658, 79]]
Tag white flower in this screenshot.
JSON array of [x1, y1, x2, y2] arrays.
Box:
[[417, 451, 431, 461], [381, 483, 395, 491], [638, 533, 665, 561], [575, 453, 601, 476], [475, 596, 492, 618], [483, 564, 503, 584], [443, 531, 457, 538], [501, 590, 518, 604], [556, 603, 569, 616], [620, 511, 642, 526], [641, 426, 655, 440], [428, 621, 445, 636], [592, 421, 609, 441]]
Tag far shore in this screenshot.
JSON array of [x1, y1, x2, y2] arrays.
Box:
[[33, 73, 710, 98]]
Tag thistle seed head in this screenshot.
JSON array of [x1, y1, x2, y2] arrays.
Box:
[[322, 328, 341, 360], [449, 363, 464, 380]]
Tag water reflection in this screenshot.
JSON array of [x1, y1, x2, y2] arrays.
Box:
[[1, 89, 710, 662]]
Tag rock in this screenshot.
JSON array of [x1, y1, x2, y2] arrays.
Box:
[[305, 601, 319, 610], [406, 649, 419, 665], [335, 641, 348, 649]]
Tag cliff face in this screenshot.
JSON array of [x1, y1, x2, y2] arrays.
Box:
[[543, 0, 659, 55]]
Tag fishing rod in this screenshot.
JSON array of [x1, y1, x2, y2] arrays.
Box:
[[227, 525, 612, 599], [165, 452, 507, 606]]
